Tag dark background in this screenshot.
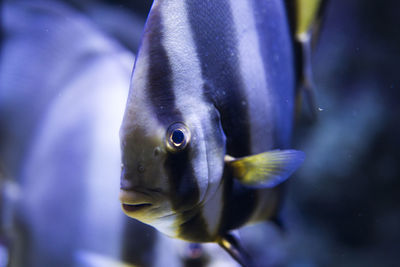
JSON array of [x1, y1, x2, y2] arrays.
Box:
[[287, 0, 400, 266]]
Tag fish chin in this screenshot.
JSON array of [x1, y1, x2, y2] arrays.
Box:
[[121, 195, 185, 238], [123, 204, 166, 222], [148, 212, 180, 238]]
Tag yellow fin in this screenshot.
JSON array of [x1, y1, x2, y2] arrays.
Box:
[[293, 0, 325, 40], [225, 150, 305, 188]]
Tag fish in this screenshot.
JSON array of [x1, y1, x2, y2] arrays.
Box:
[[285, 0, 328, 117], [119, 0, 325, 265], [1, 1, 158, 266]]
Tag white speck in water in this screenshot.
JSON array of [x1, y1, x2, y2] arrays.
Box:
[[318, 107, 324, 111], [241, 100, 246, 106]]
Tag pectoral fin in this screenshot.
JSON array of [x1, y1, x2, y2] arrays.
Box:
[[225, 150, 305, 188]]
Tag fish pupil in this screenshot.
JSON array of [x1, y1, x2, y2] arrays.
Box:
[[172, 129, 185, 145]]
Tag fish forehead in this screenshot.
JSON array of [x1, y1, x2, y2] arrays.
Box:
[[122, 0, 223, 199], [128, 0, 207, 125]]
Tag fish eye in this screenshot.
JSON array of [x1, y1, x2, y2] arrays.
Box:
[[166, 122, 190, 152]]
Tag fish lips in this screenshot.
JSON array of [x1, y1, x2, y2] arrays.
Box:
[[119, 189, 161, 214]]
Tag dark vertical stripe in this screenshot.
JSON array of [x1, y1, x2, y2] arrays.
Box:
[[186, 0, 251, 157], [283, 0, 305, 99], [164, 148, 199, 212], [177, 208, 212, 242], [145, 6, 181, 126], [121, 217, 157, 266], [142, 6, 200, 212], [218, 166, 258, 233], [283, 0, 297, 38]]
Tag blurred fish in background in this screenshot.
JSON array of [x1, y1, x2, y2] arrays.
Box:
[[1, 0, 400, 267], [0, 0, 161, 266]]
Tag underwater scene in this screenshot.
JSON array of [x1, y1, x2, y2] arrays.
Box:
[[1, 0, 399, 266]]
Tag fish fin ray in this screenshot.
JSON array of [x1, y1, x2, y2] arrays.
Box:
[[226, 150, 305, 188]]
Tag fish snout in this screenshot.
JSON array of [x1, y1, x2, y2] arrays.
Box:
[[120, 161, 165, 215], [120, 164, 145, 190], [120, 162, 149, 187], [120, 177, 136, 191]]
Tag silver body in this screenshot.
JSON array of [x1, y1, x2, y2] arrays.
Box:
[[120, 0, 295, 242]]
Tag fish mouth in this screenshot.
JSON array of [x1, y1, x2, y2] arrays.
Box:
[[119, 189, 159, 213], [122, 203, 153, 213]]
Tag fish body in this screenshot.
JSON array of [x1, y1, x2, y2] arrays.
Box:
[[120, 0, 307, 247]]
